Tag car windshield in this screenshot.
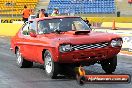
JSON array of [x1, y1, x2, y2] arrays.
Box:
[[38, 17, 90, 34]]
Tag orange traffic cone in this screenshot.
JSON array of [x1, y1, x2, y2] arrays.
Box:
[[112, 20, 117, 30]]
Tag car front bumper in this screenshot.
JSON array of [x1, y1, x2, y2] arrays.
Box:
[[58, 47, 121, 63]]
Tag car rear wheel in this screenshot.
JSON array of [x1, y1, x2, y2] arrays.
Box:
[[101, 55, 117, 74], [44, 50, 59, 79], [16, 48, 33, 68]]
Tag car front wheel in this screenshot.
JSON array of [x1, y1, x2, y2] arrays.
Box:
[[101, 55, 117, 74], [16, 48, 33, 68], [44, 50, 59, 79]]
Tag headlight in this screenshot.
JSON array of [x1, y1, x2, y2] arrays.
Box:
[[59, 44, 72, 52], [111, 39, 123, 47]]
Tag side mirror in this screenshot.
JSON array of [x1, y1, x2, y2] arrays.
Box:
[[29, 32, 37, 37]]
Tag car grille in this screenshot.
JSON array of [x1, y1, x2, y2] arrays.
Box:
[[72, 42, 109, 50]]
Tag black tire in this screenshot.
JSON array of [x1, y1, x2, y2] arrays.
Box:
[[61, 64, 77, 78], [101, 56, 117, 74], [44, 50, 59, 79], [16, 48, 33, 68]]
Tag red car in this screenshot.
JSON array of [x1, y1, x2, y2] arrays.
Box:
[[10, 16, 122, 78]]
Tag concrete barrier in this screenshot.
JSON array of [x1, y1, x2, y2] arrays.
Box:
[[83, 17, 132, 23], [0, 23, 23, 36], [101, 22, 132, 28]]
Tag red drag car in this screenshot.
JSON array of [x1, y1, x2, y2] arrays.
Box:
[[10, 16, 122, 78]]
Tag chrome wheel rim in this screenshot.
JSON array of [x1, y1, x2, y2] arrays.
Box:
[[16, 50, 22, 65], [45, 54, 52, 74]]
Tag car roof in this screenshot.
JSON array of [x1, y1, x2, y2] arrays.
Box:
[[29, 16, 80, 22]]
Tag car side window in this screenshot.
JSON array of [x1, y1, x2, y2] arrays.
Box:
[[72, 21, 87, 31], [22, 21, 37, 36], [22, 22, 30, 35], [29, 21, 37, 33]]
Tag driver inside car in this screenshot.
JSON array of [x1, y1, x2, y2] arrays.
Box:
[[38, 22, 50, 34]]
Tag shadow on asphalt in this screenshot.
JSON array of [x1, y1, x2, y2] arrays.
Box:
[[31, 63, 112, 80], [32, 63, 76, 80]]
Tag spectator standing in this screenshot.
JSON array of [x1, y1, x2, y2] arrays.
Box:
[[84, 18, 89, 24], [22, 5, 30, 22], [51, 8, 60, 16], [39, 9, 48, 18]]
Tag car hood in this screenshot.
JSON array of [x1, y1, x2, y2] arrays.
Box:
[[40, 31, 121, 45]]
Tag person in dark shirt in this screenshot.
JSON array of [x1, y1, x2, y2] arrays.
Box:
[[84, 18, 89, 24], [84, 18, 92, 30], [43, 9, 48, 17]]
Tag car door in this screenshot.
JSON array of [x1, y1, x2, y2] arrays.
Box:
[[33, 20, 52, 64], [20, 21, 38, 62]]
